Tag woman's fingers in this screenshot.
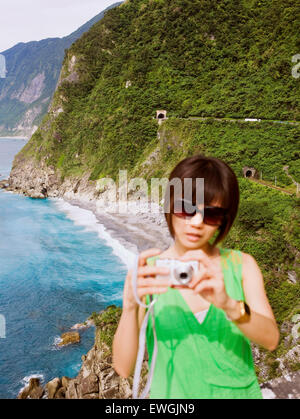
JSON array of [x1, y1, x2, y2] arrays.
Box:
[[138, 265, 169, 277], [138, 277, 171, 287], [138, 287, 169, 299], [178, 249, 212, 269], [194, 279, 218, 294], [187, 263, 208, 288], [138, 266, 170, 287], [138, 248, 162, 267]]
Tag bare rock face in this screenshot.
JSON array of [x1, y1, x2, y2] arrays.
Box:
[[55, 387, 66, 399], [16, 106, 42, 132], [61, 335, 142, 400], [18, 378, 44, 399], [7, 155, 99, 202], [0, 180, 9, 189], [20, 73, 46, 104], [71, 319, 94, 331], [11, 73, 46, 104], [57, 55, 80, 86], [58, 332, 80, 347], [46, 378, 62, 399], [7, 157, 62, 199], [261, 371, 300, 399]]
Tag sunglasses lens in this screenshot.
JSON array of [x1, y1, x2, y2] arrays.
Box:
[[173, 200, 196, 219], [203, 207, 226, 226], [173, 201, 227, 225]]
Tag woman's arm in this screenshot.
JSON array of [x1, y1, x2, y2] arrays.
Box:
[[112, 271, 147, 378], [112, 296, 140, 378], [224, 252, 280, 351], [112, 249, 169, 378], [180, 249, 280, 352]]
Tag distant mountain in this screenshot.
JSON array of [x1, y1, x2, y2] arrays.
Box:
[[0, 2, 122, 137]]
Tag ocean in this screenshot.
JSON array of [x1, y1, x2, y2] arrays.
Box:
[[0, 138, 130, 398]]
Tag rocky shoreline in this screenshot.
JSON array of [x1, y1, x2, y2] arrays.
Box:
[[1, 158, 300, 399], [18, 307, 148, 400], [16, 306, 300, 400]]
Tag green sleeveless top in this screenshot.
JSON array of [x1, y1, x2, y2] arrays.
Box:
[[145, 247, 262, 399]]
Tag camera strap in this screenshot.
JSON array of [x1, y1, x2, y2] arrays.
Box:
[[132, 254, 158, 399]]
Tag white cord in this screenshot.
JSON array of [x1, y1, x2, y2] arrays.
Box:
[[131, 254, 158, 399]]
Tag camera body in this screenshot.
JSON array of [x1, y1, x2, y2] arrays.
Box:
[[155, 259, 198, 286]]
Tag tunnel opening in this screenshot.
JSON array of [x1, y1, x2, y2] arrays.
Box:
[[156, 110, 167, 121]]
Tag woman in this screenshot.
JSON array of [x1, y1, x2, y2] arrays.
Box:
[[113, 155, 280, 399]]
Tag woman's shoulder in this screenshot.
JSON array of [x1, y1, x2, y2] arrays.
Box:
[[238, 250, 256, 265], [220, 247, 251, 265], [226, 249, 261, 281]]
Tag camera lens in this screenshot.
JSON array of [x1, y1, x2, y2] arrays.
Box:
[[174, 265, 194, 285]]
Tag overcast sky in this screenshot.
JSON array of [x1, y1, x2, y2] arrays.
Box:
[[0, 0, 120, 52]]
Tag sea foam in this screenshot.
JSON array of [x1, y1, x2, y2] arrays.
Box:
[[52, 199, 136, 270]]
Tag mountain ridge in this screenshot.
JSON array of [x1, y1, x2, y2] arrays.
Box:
[[0, 2, 122, 137]]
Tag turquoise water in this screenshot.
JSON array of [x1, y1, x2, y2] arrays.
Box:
[[0, 139, 127, 398]]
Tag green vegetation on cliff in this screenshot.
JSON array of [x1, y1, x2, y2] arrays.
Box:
[[20, 0, 299, 178]]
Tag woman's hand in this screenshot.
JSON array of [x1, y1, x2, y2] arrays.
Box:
[[123, 248, 170, 311], [179, 249, 233, 312]]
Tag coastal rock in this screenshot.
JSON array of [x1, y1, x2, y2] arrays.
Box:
[[0, 180, 9, 189], [78, 372, 99, 398], [60, 341, 136, 399], [58, 332, 80, 347], [8, 157, 62, 199], [8, 156, 94, 202], [261, 371, 300, 399], [46, 377, 62, 399], [65, 379, 79, 399], [62, 376, 72, 388], [28, 190, 47, 199], [18, 378, 44, 399], [71, 319, 94, 330], [55, 387, 66, 399]]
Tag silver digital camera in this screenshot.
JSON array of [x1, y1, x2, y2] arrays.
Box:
[[155, 259, 198, 286]]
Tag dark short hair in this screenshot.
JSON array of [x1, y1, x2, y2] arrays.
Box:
[[164, 155, 240, 247]]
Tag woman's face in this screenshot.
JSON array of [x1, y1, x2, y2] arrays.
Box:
[[171, 200, 222, 251]]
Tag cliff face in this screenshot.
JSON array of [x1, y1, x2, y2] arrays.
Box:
[[7, 155, 96, 201]]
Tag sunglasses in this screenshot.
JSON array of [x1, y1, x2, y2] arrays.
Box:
[[173, 199, 228, 226]]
